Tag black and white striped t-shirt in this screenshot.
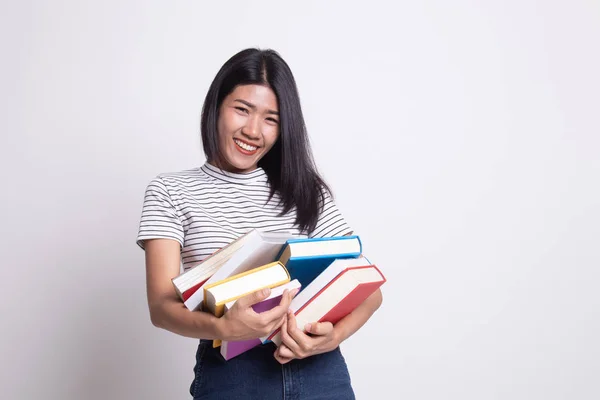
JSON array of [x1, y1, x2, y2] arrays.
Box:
[[136, 163, 353, 271]]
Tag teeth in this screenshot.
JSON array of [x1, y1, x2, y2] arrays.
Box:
[[235, 139, 257, 151]]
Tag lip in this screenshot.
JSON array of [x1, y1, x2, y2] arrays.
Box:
[[233, 138, 260, 155]]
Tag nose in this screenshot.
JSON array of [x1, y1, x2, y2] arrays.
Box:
[[242, 115, 261, 139]]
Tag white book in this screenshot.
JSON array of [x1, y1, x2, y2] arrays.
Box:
[[183, 230, 301, 311], [172, 232, 251, 301]]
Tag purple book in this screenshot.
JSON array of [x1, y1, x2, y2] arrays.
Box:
[[220, 280, 301, 360]]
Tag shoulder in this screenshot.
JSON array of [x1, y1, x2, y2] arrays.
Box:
[[146, 167, 205, 189]]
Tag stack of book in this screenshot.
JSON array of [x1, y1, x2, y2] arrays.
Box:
[[171, 229, 386, 360]]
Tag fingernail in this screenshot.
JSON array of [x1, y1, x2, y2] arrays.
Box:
[[305, 323, 311, 331]]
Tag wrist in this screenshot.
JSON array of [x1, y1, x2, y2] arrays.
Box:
[[213, 315, 227, 340], [332, 324, 347, 346]]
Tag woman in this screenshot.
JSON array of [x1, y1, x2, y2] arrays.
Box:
[[136, 48, 383, 399]]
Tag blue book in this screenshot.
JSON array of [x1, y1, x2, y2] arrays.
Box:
[[276, 235, 362, 289]]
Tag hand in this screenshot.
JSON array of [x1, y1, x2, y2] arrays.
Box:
[[217, 287, 298, 342], [274, 309, 340, 364]]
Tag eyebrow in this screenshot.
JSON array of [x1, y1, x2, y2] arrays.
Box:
[[234, 99, 279, 116]]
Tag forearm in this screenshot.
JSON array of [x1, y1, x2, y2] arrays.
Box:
[[150, 298, 223, 340], [333, 289, 383, 343]]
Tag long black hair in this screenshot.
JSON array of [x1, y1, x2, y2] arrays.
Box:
[[200, 48, 331, 234]]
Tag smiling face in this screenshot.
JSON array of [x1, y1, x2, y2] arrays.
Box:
[[213, 84, 280, 173]]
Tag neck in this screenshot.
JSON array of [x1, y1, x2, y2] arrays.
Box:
[[208, 159, 258, 174]]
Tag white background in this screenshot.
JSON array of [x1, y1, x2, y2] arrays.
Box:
[[2, 1, 599, 399]]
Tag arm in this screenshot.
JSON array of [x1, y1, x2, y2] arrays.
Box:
[[144, 238, 294, 341], [144, 238, 223, 339]]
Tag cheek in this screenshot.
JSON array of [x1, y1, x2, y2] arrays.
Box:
[[218, 111, 243, 137], [217, 116, 228, 141], [263, 128, 279, 149]]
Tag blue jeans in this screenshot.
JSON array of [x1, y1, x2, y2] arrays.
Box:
[[190, 339, 355, 399]]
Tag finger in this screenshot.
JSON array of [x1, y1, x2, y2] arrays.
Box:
[[277, 344, 296, 359], [280, 313, 301, 354], [268, 314, 286, 336], [305, 321, 334, 336], [258, 288, 297, 324], [285, 310, 310, 349], [274, 350, 292, 364], [236, 287, 271, 308], [256, 290, 289, 324]]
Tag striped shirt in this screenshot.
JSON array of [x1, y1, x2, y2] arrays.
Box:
[[136, 163, 353, 271]]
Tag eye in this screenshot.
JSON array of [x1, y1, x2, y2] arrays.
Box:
[[235, 106, 249, 114], [266, 117, 279, 124]]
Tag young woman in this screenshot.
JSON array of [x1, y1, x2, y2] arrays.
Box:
[[136, 48, 382, 399]]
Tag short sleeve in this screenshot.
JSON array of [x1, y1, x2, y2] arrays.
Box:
[[309, 189, 353, 238], [136, 176, 184, 249]]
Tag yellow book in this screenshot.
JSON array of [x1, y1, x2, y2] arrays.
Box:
[[202, 261, 290, 347]]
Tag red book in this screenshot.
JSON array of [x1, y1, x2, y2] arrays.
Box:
[[181, 278, 210, 302], [263, 256, 386, 345]]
